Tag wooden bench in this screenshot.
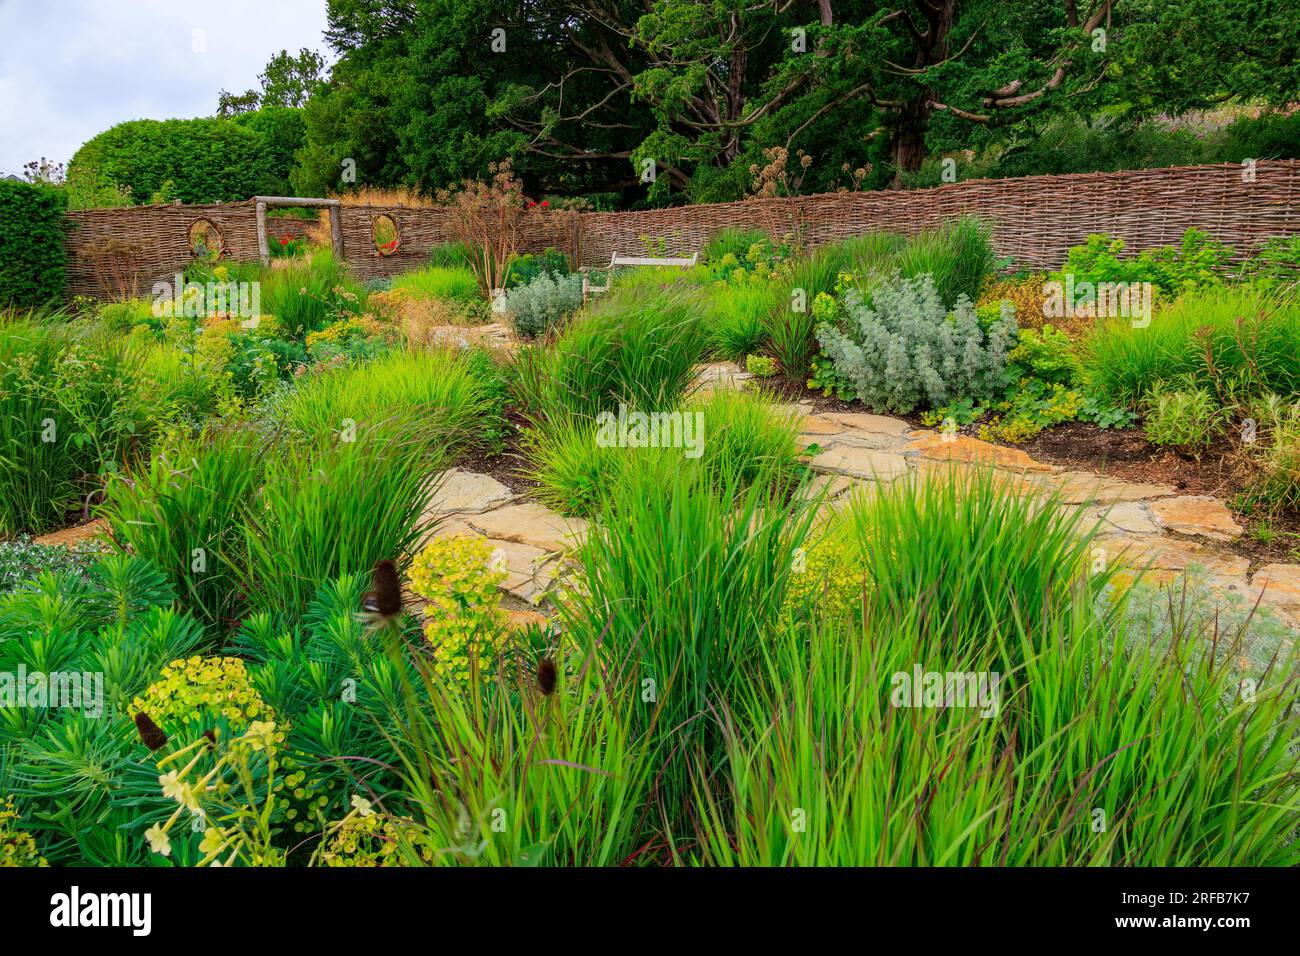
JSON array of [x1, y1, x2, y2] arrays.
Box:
[[581, 250, 699, 302]]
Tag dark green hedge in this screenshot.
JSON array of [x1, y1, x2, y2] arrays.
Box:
[[68, 113, 305, 206], [0, 180, 68, 309]]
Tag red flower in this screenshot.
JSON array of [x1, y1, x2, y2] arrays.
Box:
[[540, 200, 549, 207], [279, 236, 289, 245]]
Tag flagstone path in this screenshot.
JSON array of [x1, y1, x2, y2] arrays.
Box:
[[420, 361, 1299, 635], [30, 360, 1298, 634]]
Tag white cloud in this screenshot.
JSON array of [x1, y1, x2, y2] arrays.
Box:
[[0, 0, 329, 175]]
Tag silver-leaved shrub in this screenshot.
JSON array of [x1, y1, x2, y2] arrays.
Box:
[[505, 271, 584, 338], [815, 273, 1016, 413]]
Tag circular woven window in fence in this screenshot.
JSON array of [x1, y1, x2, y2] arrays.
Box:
[[188, 218, 225, 259], [372, 214, 400, 256]]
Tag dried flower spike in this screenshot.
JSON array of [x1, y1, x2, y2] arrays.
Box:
[[363, 559, 403, 619], [537, 657, 557, 696], [134, 711, 168, 751]]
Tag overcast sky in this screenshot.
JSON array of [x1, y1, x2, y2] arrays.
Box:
[[0, 0, 330, 176]]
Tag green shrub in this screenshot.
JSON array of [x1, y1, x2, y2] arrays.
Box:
[[1240, 393, 1300, 514], [893, 217, 996, 307], [700, 570, 1299, 864], [745, 354, 777, 377], [515, 287, 708, 422], [520, 414, 622, 518], [236, 418, 445, 618], [1237, 235, 1300, 289], [560, 453, 817, 825], [391, 265, 481, 303], [1082, 286, 1300, 408], [100, 427, 266, 633], [504, 271, 583, 338], [269, 347, 499, 456], [764, 245, 841, 378], [505, 247, 571, 287], [0, 319, 149, 535], [688, 389, 802, 494], [706, 281, 778, 361], [1141, 383, 1229, 452], [68, 117, 283, 205], [816, 274, 1016, 414], [701, 228, 772, 265], [835, 231, 907, 275], [1006, 323, 1078, 386], [0, 180, 67, 309], [1051, 229, 1232, 304], [428, 241, 473, 269]]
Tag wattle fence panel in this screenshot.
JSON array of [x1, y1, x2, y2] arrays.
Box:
[[61, 160, 1300, 299]]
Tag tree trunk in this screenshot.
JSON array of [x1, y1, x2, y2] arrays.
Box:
[[890, 101, 930, 188]]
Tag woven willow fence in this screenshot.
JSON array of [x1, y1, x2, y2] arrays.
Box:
[[63, 160, 1300, 299]]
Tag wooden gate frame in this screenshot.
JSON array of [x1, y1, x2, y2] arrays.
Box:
[[254, 195, 343, 265]]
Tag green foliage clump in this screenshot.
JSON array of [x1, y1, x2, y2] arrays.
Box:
[[745, 354, 777, 377], [0, 319, 150, 535], [892, 217, 997, 308], [0, 535, 100, 594], [1142, 383, 1229, 452], [1082, 286, 1300, 409], [101, 427, 265, 632], [701, 228, 772, 265], [390, 265, 481, 303], [1240, 394, 1300, 514], [1237, 235, 1300, 289], [69, 115, 301, 205], [513, 286, 708, 422], [0, 180, 67, 308], [506, 247, 571, 287], [1051, 229, 1232, 304], [706, 280, 779, 361], [269, 348, 499, 456], [816, 274, 1016, 414], [520, 414, 622, 518], [504, 271, 583, 338]]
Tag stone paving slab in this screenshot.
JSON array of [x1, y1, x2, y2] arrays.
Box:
[[424, 468, 517, 516], [1150, 496, 1244, 542]]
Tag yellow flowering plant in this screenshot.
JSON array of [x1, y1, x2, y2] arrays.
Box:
[[132, 656, 331, 859], [314, 796, 438, 867], [0, 797, 47, 867], [408, 535, 510, 684], [143, 722, 288, 867], [780, 525, 868, 627]]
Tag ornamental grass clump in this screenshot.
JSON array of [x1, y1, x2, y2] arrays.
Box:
[[816, 273, 1016, 414]]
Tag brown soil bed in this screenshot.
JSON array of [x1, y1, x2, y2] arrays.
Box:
[[453, 408, 539, 497], [1006, 421, 1300, 565]]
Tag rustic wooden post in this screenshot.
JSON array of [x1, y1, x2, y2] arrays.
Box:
[[329, 200, 344, 260], [255, 201, 269, 266]]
